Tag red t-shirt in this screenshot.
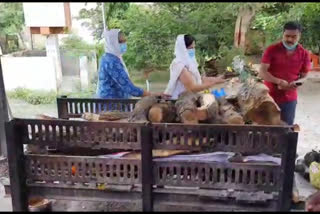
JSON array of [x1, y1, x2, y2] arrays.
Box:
[[261, 42, 311, 104]]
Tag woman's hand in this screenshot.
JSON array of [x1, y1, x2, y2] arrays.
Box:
[[143, 91, 172, 99], [152, 92, 172, 99], [203, 75, 225, 86]]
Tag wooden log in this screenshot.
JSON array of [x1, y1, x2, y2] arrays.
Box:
[[197, 93, 221, 123], [35, 114, 59, 120], [148, 101, 176, 123], [218, 98, 245, 124], [128, 96, 158, 122], [82, 111, 130, 121], [175, 92, 201, 124], [176, 92, 227, 124], [123, 149, 191, 160], [236, 80, 283, 125]]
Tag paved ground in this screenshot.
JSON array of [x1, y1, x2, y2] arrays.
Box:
[[295, 71, 320, 156], [0, 185, 11, 211]]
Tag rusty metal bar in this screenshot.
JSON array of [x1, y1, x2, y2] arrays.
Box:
[[56, 97, 140, 119], [4, 117, 298, 211], [278, 132, 298, 211], [0, 59, 10, 157], [141, 125, 153, 211], [5, 121, 28, 211]]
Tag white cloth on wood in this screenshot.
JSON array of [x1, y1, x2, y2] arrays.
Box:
[[164, 34, 202, 99]]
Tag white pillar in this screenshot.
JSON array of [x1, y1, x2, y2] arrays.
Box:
[[79, 56, 89, 90], [46, 35, 63, 90]]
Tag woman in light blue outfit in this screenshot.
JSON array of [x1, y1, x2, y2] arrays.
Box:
[[97, 29, 152, 99]]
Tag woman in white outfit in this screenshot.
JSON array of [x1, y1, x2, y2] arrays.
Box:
[[164, 34, 225, 99]]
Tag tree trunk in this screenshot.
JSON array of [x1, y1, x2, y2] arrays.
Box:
[[0, 35, 8, 55], [234, 5, 260, 49], [148, 101, 176, 123]]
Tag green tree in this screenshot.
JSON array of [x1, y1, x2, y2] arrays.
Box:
[[119, 3, 240, 70], [298, 3, 320, 53], [252, 2, 320, 52], [77, 2, 130, 41], [0, 3, 25, 53]]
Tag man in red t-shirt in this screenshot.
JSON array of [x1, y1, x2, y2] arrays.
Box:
[[259, 21, 311, 125]]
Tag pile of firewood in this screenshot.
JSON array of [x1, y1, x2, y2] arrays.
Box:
[[81, 77, 284, 126]]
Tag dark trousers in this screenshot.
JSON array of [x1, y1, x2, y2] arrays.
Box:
[[278, 100, 297, 125]]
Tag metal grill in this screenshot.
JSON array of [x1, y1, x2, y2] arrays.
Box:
[[152, 124, 289, 154], [5, 118, 297, 212], [57, 97, 139, 119], [19, 119, 142, 150], [153, 161, 280, 192], [25, 155, 141, 185]]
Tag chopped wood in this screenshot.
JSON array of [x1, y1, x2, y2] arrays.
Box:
[[128, 96, 158, 122], [82, 111, 130, 121], [218, 98, 244, 124], [148, 101, 176, 123], [237, 80, 282, 125], [175, 92, 201, 124], [122, 149, 191, 160], [35, 114, 59, 120]]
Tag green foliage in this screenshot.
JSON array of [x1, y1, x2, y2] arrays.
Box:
[[77, 3, 240, 71], [7, 85, 99, 104], [60, 34, 104, 61], [75, 2, 320, 72], [60, 35, 93, 55], [120, 3, 239, 70], [0, 3, 24, 35], [298, 3, 320, 54], [7, 88, 57, 105], [0, 3, 24, 53], [215, 46, 247, 71], [58, 84, 97, 98], [77, 3, 130, 41], [252, 3, 320, 52]]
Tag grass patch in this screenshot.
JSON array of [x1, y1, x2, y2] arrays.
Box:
[[7, 86, 98, 105], [7, 88, 57, 105]]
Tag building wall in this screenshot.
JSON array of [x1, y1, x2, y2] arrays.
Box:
[[1, 56, 57, 92]]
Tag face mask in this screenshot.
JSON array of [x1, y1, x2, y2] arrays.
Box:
[[282, 40, 298, 51], [120, 43, 127, 54], [188, 49, 195, 58]]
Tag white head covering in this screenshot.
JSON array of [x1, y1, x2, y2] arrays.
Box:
[[164, 34, 202, 97], [103, 28, 129, 76]]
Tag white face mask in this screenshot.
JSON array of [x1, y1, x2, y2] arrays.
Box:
[[282, 40, 298, 51]]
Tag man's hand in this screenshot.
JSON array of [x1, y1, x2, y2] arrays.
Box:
[[277, 79, 290, 90], [306, 191, 320, 212], [289, 81, 299, 89]]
